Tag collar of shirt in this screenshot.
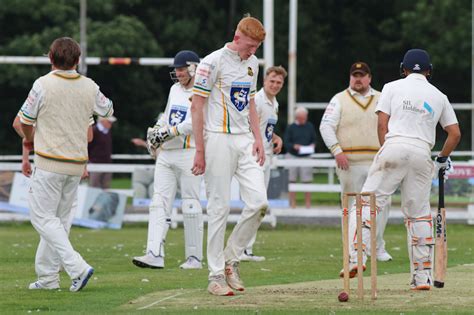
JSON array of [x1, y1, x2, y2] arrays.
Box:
[[348, 87, 376, 98], [261, 89, 276, 107], [50, 69, 78, 75], [177, 82, 193, 92], [96, 121, 109, 134], [406, 73, 428, 81], [224, 43, 244, 63]]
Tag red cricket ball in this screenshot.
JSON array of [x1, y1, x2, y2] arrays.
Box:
[[338, 291, 349, 302]]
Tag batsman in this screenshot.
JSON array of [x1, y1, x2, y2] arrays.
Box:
[[342, 49, 460, 290]]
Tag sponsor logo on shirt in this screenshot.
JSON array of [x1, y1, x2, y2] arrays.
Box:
[[402, 100, 425, 114], [197, 67, 210, 78], [169, 105, 187, 126], [230, 81, 251, 112], [402, 100, 435, 121]]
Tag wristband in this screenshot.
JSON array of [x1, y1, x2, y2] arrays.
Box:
[[436, 156, 448, 163]]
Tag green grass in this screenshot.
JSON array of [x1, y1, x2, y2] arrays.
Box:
[[1, 222, 473, 313]]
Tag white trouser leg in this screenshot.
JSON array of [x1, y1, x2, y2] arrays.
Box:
[[337, 164, 370, 208], [376, 198, 390, 251], [146, 153, 177, 257], [179, 149, 203, 260], [29, 169, 88, 280], [35, 197, 78, 285], [399, 146, 433, 282], [338, 164, 369, 258], [205, 133, 235, 277], [224, 134, 268, 264], [243, 154, 272, 253], [348, 144, 407, 264]]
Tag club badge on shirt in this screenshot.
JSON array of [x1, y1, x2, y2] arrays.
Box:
[[265, 118, 277, 142], [169, 105, 187, 126], [230, 81, 251, 112], [247, 67, 254, 76]]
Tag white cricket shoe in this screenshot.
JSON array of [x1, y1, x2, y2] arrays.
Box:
[[240, 250, 266, 262], [180, 256, 202, 269], [377, 248, 393, 262], [207, 274, 234, 296], [132, 252, 164, 269], [70, 266, 94, 292], [225, 262, 245, 291], [28, 281, 60, 290]]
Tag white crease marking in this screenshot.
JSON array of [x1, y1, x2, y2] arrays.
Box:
[[137, 292, 186, 310]]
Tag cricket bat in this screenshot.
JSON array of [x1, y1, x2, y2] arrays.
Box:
[[434, 169, 447, 288]]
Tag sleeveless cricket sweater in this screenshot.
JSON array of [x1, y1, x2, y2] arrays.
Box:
[[336, 89, 381, 164], [34, 72, 96, 176]]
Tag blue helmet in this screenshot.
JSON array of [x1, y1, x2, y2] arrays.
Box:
[[169, 50, 200, 83], [400, 49, 433, 79], [169, 50, 200, 68]]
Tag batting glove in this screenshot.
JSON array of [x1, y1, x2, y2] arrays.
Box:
[[433, 156, 454, 180], [146, 126, 179, 157], [146, 127, 159, 159]]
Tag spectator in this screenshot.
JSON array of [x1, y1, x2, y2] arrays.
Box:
[[284, 107, 316, 208], [88, 116, 116, 189]]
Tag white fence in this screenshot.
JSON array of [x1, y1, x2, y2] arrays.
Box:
[[1, 152, 474, 196]]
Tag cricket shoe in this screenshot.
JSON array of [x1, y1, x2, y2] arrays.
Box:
[[377, 248, 393, 262], [28, 281, 60, 290], [207, 274, 234, 296], [339, 264, 366, 278], [70, 266, 94, 292], [132, 252, 164, 269], [410, 273, 432, 291], [240, 250, 266, 262], [225, 262, 245, 291], [179, 256, 202, 269]]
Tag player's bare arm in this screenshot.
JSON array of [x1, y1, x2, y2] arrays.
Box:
[[249, 98, 265, 166], [272, 133, 283, 154], [377, 111, 390, 146], [439, 124, 461, 157], [191, 94, 206, 175], [12, 116, 24, 138], [87, 126, 94, 142]]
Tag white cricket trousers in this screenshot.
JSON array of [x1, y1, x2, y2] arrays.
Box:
[[350, 138, 433, 274], [243, 153, 272, 253], [205, 132, 268, 277], [146, 149, 202, 259], [337, 163, 390, 251], [29, 168, 89, 285]]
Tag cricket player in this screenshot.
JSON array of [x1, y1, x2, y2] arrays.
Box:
[[133, 50, 204, 270], [17, 37, 113, 292], [342, 49, 460, 290], [320, 62, 392, 262], [240, 65, 286, 262], [191, 16, 268, 296]]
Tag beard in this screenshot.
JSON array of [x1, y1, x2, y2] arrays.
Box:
[[351, 83, 369, 94]]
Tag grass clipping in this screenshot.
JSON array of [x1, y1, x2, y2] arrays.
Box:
[[122, 265, 474, 313]]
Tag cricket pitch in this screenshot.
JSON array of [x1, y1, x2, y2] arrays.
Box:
[[122, 264, 474, 313]]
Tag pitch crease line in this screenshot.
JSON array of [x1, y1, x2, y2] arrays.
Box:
[[137, 292, 186, 310]]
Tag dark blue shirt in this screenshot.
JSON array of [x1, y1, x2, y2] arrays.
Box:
[[284, 122, 316, 156]]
